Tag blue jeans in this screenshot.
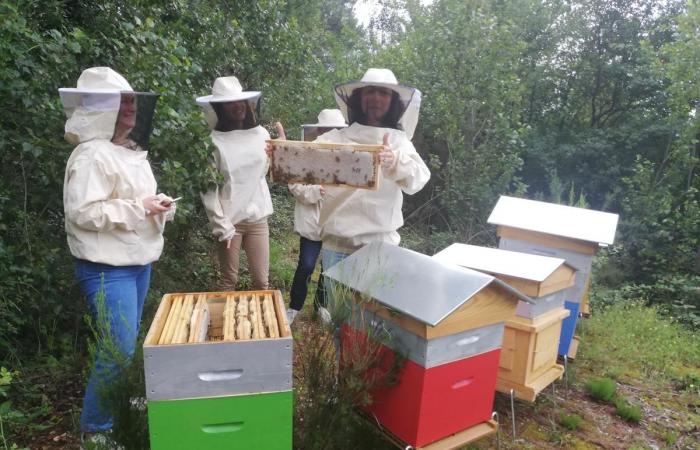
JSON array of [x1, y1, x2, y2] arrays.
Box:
[[289, 237, 326, 311], [74, 259, 151, 432]]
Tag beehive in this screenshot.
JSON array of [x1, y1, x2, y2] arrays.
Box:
[[487, 196, 619, 358], [324, 243, 526, 448], [267, 139, 381, 189], [143, 290, 292, 450], [433, 244, 575, 401]]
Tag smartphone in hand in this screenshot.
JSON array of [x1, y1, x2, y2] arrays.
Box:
[[160, 196, 182, 207]]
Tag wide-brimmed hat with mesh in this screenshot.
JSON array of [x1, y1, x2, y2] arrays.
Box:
[[58, 67, 158, 147], [196, 76, 261, 128], [333, 68, 421, 138], [303, 109, 348, 128]]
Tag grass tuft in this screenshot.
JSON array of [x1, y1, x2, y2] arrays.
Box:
[[585, 377, 616, 402]]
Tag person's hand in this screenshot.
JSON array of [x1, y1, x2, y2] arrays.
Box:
[[319, 185, 325, 196], [266, 122, 286, 158], [142, 195, 171, 215], [379, 133, 396, 169]]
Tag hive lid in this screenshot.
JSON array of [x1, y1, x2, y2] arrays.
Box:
[[433, 243, 572, 282], [323, 242, 529, 327], [487, 196, 619, 246]]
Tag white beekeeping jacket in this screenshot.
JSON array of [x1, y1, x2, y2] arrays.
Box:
[[201, 126, 273, 241], [316, 123, 430, 251], [63, 103, 169, 266], [289, 183, 323, 241]]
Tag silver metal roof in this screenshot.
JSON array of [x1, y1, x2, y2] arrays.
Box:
[[487, 196, 619, 246], [323, 242, 529, 327], [433, 243, 570, 282]]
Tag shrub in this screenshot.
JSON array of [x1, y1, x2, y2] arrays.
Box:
[[585, 377, 616, 402], [559, 413, 583, 431], [614, 398, 642, 423]]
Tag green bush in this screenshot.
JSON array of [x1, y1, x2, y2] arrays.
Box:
[[559, 413, 583, 431], [614, 398, 642, 423], [585, 377, 617, 402]]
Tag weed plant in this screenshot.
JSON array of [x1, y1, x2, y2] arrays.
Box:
[[614, 398, 642, 423], [292, 274, 404, 450], [585, 377, 616, 402], [559, 413, 583, 430]]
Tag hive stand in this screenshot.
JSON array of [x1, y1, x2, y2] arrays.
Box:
[[324, 242, 528, 449], [433, 244, 576, 402], [487, 196, 619, 359], [143, 290, 293, 450]]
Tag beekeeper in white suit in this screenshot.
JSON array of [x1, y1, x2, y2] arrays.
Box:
[[60, 66, 174, 447], [316, 68, 431, 319], [197, 76, 273, 290]]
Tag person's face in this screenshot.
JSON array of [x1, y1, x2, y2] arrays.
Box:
[[360, 86, 393, 125], [115, 94, 137, 131], [222, 100, 247, 122]]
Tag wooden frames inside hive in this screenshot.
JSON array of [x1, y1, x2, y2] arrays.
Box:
[[268, 139, 381, 189], [148, 290, 290, 346]]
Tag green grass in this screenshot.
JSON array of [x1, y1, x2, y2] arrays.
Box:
[[580, 299, 700, 384], [584, 377, 616, 402], [614, 398, 642, 423], [559, 413, 584, 431]]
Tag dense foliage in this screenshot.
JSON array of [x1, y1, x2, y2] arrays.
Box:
[[1, 0, 699, 446]]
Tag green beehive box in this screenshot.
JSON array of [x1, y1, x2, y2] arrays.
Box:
[[148, 390, 293, 450]]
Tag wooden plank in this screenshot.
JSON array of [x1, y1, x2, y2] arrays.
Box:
[[567, 335, 580, 359], [273, 290, 292, 337], [172, 294, 194, 344], [251, 294, 264, 339], [538, 263, 577, 296], [159, 295, 183, 345], [417, 420, 498, 450], [264, 294, 279, 338], [145, 294, 173, 346], [497, 225, 599, 255], [268, 139, 381, 189], [362, 284, 519, 340]]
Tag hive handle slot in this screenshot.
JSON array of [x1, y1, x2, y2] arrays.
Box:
[[198, 369, 244, 382], [456, 336, 480, 346], [201, 421, 244, 434], [451, 377, 475, 390]]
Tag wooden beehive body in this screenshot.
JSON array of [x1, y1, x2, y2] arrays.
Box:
[[324, 243, 525, 448], [433, 244, 575, 401], [143, 290, 292, 450], [268, 139, 381, 189], [488, 196, 619, 358]]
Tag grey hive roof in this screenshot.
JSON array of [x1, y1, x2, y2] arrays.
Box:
[[323, 242, 529, 327], [487, 196, 619, 246], [433, 243, 573, 282]]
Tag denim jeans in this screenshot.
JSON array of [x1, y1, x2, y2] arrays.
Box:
[[74, 259, 152, 432], [289, 237, 327, 311]]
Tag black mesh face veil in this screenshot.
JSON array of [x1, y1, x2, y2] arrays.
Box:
[[211, 98, 261, 131], [343, 88, 408, 130], [120, 92, 159, 150]]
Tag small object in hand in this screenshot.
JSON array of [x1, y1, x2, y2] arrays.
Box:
[[161, 196, 182, 206]]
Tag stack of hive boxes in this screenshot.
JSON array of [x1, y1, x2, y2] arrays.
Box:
[[487, 196, 619, 358], [434, 244, 576, 401], [143, 290, 293, 450], [324, 242, 528, 449]]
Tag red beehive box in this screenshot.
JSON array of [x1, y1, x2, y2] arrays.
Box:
[[325, 243, 528, 448]]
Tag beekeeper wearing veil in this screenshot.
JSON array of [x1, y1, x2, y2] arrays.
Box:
[[197, 76, 273, 291], [315, 68, 431, 319], [60, 66, 174, 445]]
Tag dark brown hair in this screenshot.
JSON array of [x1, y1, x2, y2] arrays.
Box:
[[212, 100, 258, 131], [346, 87, 406, 130]]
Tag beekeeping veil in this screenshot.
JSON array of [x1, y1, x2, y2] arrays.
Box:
[[333, 68, 421, 139], [196, 76, 262, 130], [59, 67, 158, 149]]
